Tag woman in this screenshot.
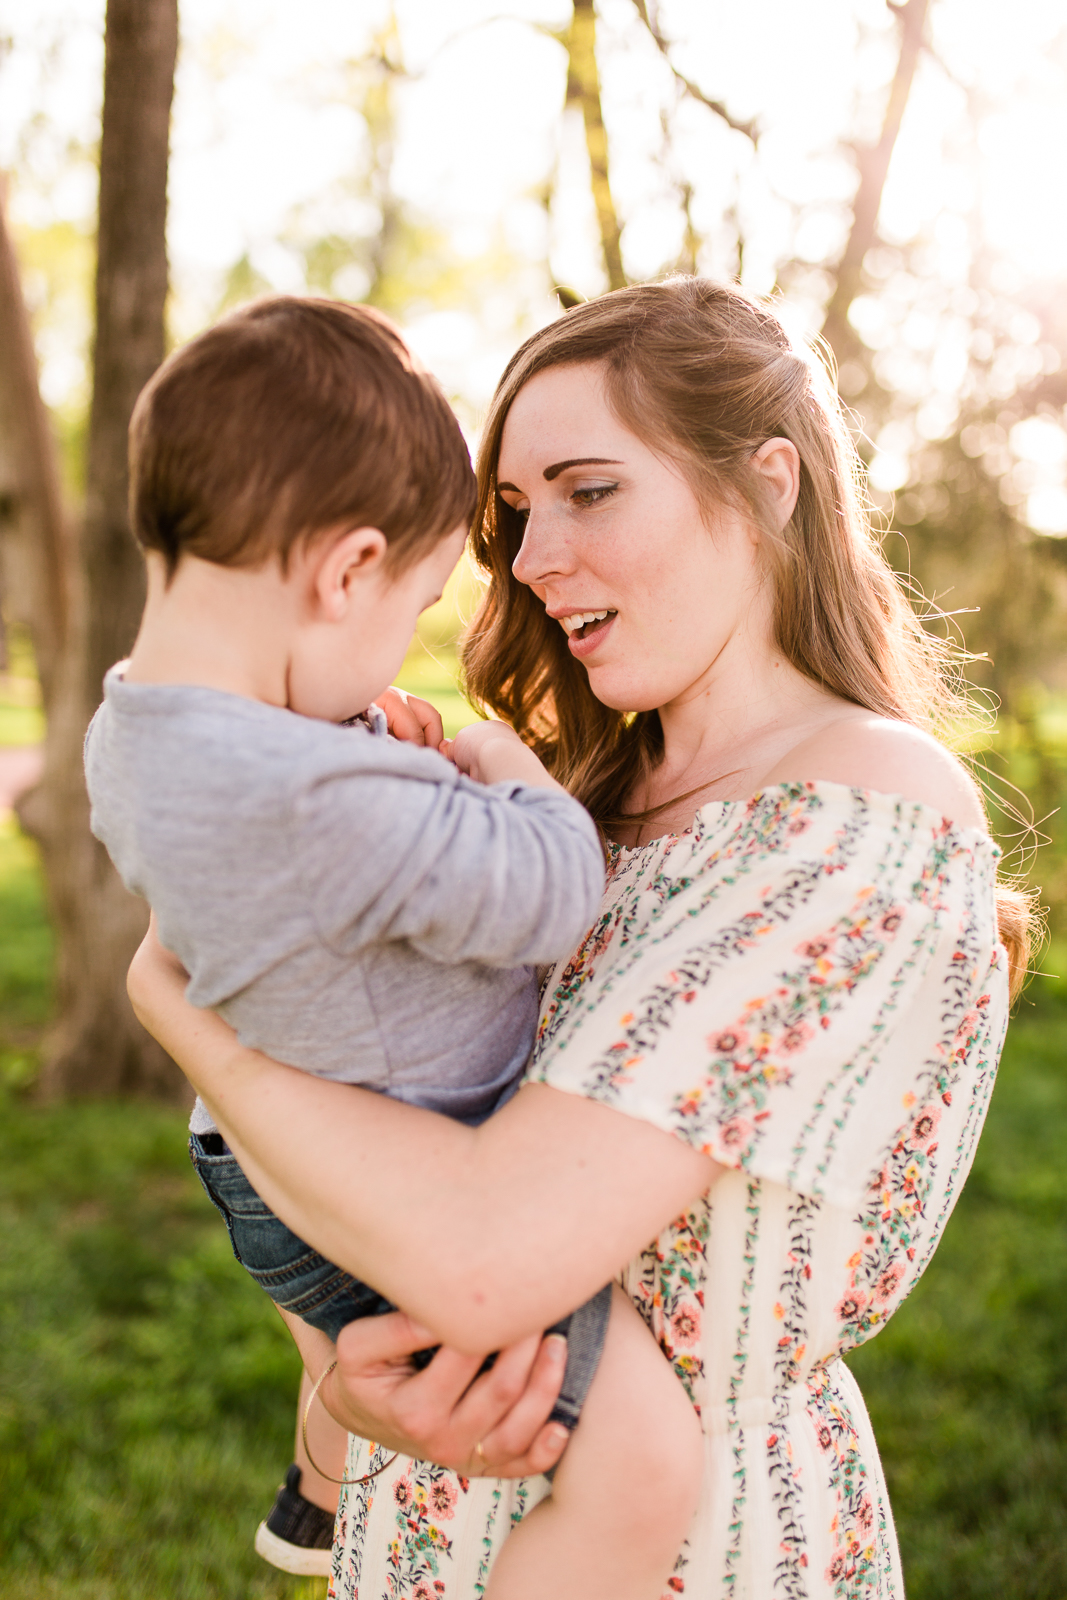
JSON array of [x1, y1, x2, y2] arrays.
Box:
[[129, 278, 1028, 1599]]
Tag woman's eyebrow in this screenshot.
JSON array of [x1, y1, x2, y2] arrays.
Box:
[[542, 457, 622, 481], [496, 457, 623, 494]]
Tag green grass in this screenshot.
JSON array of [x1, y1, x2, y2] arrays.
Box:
[[2, 789, 1066, 1596], [0, 1096, 326, 1600], [0, 817, 54, 1091]]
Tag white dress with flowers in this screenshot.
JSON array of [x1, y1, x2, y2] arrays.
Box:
[[329, 781, 1008, 1600]]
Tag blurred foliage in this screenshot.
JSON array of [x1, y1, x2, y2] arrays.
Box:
[[205, 8, 537, 436], [394, 555, 486, 739], [0, 625, 45, 745], [11, 216, 94, 496], [868, 264, 1067, 715]]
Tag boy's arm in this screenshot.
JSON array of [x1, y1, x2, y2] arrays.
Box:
[[300, 742, 605, 970]]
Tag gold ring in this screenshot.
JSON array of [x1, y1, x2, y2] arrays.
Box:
[[474, 1440, 488, 1469]]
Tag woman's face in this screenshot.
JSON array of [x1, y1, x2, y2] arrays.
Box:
[[497, 361, 768, 715]]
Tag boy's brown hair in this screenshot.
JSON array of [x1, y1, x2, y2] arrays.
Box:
[[129, 296, 476, 578]]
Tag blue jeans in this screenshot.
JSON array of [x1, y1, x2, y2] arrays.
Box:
[[189, 1132, 610, 1433]]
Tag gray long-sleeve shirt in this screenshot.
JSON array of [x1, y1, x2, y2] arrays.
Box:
[[85, 671, 605, 1135]]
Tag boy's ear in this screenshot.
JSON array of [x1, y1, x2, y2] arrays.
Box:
[[312, 526, 388, 619]]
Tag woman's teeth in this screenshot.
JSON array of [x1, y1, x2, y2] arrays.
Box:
[[560, 609, 616, 637]]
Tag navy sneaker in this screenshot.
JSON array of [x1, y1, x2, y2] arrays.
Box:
[[254, 1464, 334, 1577]]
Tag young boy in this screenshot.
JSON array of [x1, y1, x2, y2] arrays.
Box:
[[85, 298, 703, 1599]]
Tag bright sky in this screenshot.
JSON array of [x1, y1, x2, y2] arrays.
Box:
[[2, 0, 1066, 525]]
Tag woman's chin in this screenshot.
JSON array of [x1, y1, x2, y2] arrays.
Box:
[[583, 666, 668, 715]]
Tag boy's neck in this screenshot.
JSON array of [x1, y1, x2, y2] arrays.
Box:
[[122, 552, 298, 706]]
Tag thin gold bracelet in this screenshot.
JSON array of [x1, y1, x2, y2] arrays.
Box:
[[302, 1359, 400, 1487]]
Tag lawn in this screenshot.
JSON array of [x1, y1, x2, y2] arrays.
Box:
[[2, 814, 1066, 1596]]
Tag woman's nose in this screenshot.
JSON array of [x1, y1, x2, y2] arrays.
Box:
[[511, 514, 576, 588]]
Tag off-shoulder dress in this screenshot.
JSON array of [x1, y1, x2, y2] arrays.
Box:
[[329, 780, 1009, 1600]]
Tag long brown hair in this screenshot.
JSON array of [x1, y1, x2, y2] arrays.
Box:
[[462, 277, 1034, 997]]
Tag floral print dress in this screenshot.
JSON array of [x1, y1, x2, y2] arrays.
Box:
[[329, 781, 1008, 1600]]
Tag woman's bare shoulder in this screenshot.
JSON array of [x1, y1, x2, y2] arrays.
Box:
[[762, 713, 988, 832]]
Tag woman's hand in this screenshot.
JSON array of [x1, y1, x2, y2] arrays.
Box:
[[317, 1312, 571, 1479], [376, 687, 445, 749]]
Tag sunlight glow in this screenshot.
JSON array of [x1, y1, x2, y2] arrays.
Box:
[[1, 0, 1065, 422]]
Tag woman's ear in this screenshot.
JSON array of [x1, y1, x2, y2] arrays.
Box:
[[313, 526, 388, 620], [751, 438, 801, 530]]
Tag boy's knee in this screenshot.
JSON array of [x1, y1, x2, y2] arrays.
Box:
[[570, 1373, 702, 1556], [623, 1392, 704, 1547]]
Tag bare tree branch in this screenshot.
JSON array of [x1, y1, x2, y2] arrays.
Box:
[[820, 0, 930, 364], [630, 0, 758, 144], [565, 0, 626, 291]]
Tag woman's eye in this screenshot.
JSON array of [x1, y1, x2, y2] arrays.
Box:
[[571, 484, 618, 508]]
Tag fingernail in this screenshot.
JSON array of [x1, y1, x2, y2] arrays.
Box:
[[549, 1425, 569, 1446], [546, 1335, 568, 1365]]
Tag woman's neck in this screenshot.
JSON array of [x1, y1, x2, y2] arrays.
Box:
[[617, 648, 846, 847]]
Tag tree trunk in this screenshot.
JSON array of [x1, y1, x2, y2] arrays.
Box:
[[820, 0, 929, 366], [0, 182, 70, 710], [565, 0, 626, 292], [18, 0, 184, 1101]]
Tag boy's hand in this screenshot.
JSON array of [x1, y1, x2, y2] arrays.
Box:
[[441, 721, 524, 783], [377, 687, 445, 749], [441, 721, 564, 794]]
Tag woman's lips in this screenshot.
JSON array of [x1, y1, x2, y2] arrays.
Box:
[[567, 612, 616, 658]]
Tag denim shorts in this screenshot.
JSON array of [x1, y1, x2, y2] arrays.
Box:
[[189, 1132, 610, 1435]]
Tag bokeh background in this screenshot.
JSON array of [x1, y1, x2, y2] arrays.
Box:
[[1, 3, 1066, 1596]]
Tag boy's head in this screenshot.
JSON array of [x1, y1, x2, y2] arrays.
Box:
[[129, 296, 476, 582]]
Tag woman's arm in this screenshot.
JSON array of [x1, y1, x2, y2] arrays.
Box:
[[129, 930, 719, 1354]]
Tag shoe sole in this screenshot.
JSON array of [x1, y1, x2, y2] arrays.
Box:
[[254, 1520, 333, 1577]]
